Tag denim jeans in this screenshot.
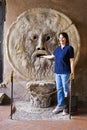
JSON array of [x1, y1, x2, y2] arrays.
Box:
[[55, 74, 70, 107]]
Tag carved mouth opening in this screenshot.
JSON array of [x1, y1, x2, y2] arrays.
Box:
[[37, 54, 45, 57]]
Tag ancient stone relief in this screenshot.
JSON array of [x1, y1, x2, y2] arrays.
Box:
[[6, 8, 80, 81]]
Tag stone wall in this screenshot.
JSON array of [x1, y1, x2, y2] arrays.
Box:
[[2, 0, 87, 104]]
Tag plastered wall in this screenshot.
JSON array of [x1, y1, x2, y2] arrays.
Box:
[[2, 0, 87, 104]]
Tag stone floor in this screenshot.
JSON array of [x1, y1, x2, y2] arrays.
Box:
[[0, 103, 87, 130]]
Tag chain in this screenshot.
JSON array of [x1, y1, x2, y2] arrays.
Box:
[[10, 71, 72, 97]]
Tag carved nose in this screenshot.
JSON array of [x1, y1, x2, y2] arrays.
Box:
[[36, 35, 45, 50], [37, 47, 45, 50]]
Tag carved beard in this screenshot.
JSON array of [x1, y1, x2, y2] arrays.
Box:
[[24, 41, 54, 80]]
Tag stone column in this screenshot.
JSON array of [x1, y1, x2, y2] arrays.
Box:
[[26, 81, 56, 108]]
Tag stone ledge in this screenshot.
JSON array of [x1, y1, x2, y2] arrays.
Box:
[[12, 101, 70, 120]]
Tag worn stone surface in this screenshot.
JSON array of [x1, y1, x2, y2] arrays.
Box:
[[26, 81, 56, 108], [0, 83, 7, 88], [12, 101, 70, 120]]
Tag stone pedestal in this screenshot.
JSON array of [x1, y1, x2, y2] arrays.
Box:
[[26, 81, 56, 108]]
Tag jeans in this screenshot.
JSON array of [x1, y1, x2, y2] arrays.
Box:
[[55, 74, 70, 107]]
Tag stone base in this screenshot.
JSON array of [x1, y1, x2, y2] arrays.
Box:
[[26, 81, 57, 108], [12, 101, 70, 120]]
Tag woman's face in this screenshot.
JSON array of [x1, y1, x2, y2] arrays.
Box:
[[58, 34, 66, 45]]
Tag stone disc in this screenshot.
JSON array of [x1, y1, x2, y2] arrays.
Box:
[[6, 8, 80, 80]]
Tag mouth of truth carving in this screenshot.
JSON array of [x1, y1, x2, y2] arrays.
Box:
[[6, 8, 80, 81]]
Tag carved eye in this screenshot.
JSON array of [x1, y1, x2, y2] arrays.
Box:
[[32, 35, 38, 41], [46, 35, 51, 41], [45, 32, 55, 42]]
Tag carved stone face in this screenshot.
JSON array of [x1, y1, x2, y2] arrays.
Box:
[[25, 26, 58, 61], [6, 8, 80, 81]]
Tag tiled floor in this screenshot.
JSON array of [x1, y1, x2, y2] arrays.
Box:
[[0, 105, 87, 130]]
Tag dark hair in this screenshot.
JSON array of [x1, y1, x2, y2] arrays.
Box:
[[58, 32, 69, 45]]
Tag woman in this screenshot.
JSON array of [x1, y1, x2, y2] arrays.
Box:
[[41, 32, 74, 116]]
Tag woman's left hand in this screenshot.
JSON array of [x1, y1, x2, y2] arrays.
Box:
[[70, 73, 74, 80]]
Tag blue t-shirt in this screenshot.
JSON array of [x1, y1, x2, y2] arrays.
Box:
[[53, 45, 74, 74]]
